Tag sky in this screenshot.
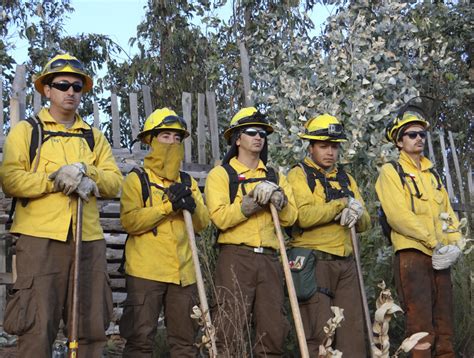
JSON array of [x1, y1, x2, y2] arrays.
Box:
[[12, 0, 333, 64]]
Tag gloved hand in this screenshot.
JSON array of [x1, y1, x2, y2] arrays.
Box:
[[171, 195, 196, 214], [250, 180, 280, 205], [76, 176, 100, 202], [432, 244, 462, 270], [165, 183, 192, 202], [270, 190, 288, 211], [241, 195, 263, 217], [49, 163, 85, 195], [335, 197, 364, 228]]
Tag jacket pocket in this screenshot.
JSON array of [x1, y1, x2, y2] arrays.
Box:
[[4, 276, 38, 335], [119, 292, 146, 339]]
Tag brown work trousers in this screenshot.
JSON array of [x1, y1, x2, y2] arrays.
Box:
[[394, 249, 454, 358], [120, 275, 199, 358], [212, 245, 290, 357], [299, 256, 367, 357], [3, 234, 113, 358]]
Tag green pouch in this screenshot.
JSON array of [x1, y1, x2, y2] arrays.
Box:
[[287, 247, 317, 302]]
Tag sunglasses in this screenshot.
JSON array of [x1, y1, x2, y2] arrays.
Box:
[[403, 131, 427, 139], [45, 58, 85, 73], [241, 128, 267, 138], [50, 81, 84, 93]]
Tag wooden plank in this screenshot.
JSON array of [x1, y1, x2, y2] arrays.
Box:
[[206, 91, 220, 164], [427, 132, 436, 166], [438, 131, 455, 200], [129, 92, 140, 152], [182, 92, 192, 163], [0, 68, 4, 141], [93, 102, 100, 128], [142, 85, 153, 118], [111, 93, 120, 148], [448, 131, 466, 210], [239, 41, 253, 107], [33, 91, 42, 113], [10, 64, 26, 128], [197, 93, 206, 165]]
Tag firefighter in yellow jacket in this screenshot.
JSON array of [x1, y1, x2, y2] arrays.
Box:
[[204, 107, 297, 357], [120, 108, 209, 357], [375, 97, 461, 358], [287, 114, 371, 356], [0, 53, 122, 358]]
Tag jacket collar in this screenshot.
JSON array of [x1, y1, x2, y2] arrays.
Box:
[[37, 107, 89, 130], [304, 157, 338, 176], [399, 150, 433, 172], [230, 157, 267, 174]]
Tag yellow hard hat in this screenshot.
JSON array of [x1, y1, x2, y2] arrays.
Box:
[[223, 107, 274, 143], [298, 114, 347, 142], [137, 108, 190, 144], [385, 111, 430, 143], [34, 53, 93, 96]]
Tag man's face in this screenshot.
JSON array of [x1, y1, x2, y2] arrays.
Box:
[[236, 126, 267, 154], [43, 74, 83, 114], [396, 124, 426, 155], [155, 130, 182, 144], [309, 140, 340, 169]]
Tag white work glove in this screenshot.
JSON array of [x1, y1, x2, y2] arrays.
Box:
[[241, 195, 263, 217], [75, 176, 100, 202], [49, 163, 86, 195], [270, 190, 288, 211], [250, 180, 280, 205], [432, 244, 462, 270], [335, 197, 364, 228]]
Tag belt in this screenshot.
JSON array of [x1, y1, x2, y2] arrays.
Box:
[[313, 250, 352, 261], [230, 244, 279, 256]]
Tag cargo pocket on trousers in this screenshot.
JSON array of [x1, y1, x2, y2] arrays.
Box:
[[4, 276, 38, 335], [119, 292, 146, 339]]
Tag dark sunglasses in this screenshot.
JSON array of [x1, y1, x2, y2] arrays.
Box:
[[403, 131, 427, 139], [241, 128, 267, 138], [50, 81, 84, 93], [46, 58, 85, 73]]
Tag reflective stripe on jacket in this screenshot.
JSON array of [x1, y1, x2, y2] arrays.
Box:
[[375, 151, 461, 255], [204, 157, 297, 249], [287, 157, 371, 256], [0, 108, 122, 241], [120, 168, 209, 285]]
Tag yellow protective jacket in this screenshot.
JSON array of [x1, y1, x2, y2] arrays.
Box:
[[287, 157, 371, 256], [0, 108, 122, 241], [204, 157, 297, 250], [375, 151, 461, 255], [120, 168, 209, 285]]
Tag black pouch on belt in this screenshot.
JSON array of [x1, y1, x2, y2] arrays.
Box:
[[287, 247, 317, 302]]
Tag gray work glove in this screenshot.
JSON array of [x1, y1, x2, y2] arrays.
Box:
[[432, 244, 462, 270], [76, 176, 100, 202], [250, 180, 280, 205], [241, 195, 263, 217], [49, 163, 86, 195], [335, 197, 364, 228], [270, 190, 288, 211]]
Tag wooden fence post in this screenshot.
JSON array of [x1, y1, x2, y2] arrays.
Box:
[[197, 93, 206, 165], [182, 92, 193, 163], [33, 91, 42, 114], [129, 93, 140, 152], [93, 102, 100, 129], [427, 132, 436, 166], [142, 85, 153, 118], [239, 41, 253, 107], [438, 131, 455, 201], [206, 91, 220, 165], [448, 131, 466, 213], [111, 93, 120, 148], [10, 64, 27, 128]]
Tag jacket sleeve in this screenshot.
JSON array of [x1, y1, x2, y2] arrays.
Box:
[[276, 173, 297, 227], [441, 186, 462, 244], [190, 177, 209, 234], [0, 121, 55, 198], [84, 129, 122, 199], [375, 164, 436, 248], [120, 173, 173, 235], [287, 166, 346, 229], [204, 166, 248, 231], [348, 174, 371, 233]]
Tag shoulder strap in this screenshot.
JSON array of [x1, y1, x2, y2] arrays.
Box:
[[25, 116, 42, 167], [222, 163, 240, 204], [130, 167, 150, 206], [298, 162, 318, 193], [81, 122, 95, 152], [335, 165, 354, 198], [266, 166, 279, 185], [429, 167, 442, 191]]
